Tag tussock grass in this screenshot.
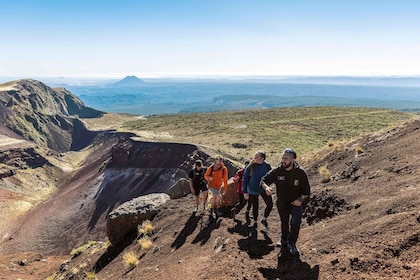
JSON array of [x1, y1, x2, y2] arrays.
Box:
[[122, 107, 415, 165], [123, 251, 139, 269], [138, 236, 153, 250], [319, 165, 331, 183], [44, 273, 57, 280], [85, 271, 97, 279], [138, 220, 154, 236], [354, 145, 364, 155]]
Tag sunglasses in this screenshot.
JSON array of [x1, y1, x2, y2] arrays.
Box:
[[284, 148, 297, 159]]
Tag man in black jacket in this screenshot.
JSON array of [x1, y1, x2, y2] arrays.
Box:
[[261, 148, 310, 255]]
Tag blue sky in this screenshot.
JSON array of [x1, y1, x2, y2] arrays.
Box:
[[1, 0, 420, 78]]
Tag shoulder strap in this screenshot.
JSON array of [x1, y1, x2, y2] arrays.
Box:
[[210, 164, 225, 177]]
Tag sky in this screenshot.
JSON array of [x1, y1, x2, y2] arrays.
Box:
[[1, 0, 420, 78]]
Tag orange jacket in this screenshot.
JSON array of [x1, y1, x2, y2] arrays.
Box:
[[204, 163, 229, 191]]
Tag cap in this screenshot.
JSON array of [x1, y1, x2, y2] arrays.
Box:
[[283, 148, 297, 159]]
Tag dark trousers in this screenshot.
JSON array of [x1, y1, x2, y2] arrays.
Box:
[[260, 191, 273, 219], [249, 194, 259, 221], [236, 193, 248, 213], [277, 204, 303, 245], [248, 192, 274, 221]]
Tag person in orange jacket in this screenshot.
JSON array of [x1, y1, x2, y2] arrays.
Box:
[[204, 154, 229, 218]]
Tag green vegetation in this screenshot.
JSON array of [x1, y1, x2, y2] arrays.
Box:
[[122, 107, 415, 165], [123, 107, 411, 161], [70, 241, 98, 258]]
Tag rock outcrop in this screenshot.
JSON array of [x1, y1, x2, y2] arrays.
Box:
[[106, 193, 170, 245], [167, 178, 191, 199]]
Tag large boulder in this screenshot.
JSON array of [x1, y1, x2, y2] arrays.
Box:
[[106, 193, 170, 245], [167, 178, 191, 199]]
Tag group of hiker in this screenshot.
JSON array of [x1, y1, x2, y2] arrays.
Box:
[[188, 148, 311, 256]]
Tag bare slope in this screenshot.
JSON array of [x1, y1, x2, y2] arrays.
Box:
[[0, 133, 238, 256]]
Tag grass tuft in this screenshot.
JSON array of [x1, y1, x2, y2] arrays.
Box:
[[319, 164, 331, 183], [354, 145, 364, 155], [139, 236, 153, 250], [123, 251, 139, 270], [85, 271, 97, 279], [138, 220, 154, 236]]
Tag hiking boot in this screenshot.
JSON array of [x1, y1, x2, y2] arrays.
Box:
[[217, 209, 223, 217], [193, 207, 198, 213], [287, 243, 300, 255], [245, 211, 253, 219], [260, 218, 269, 230]]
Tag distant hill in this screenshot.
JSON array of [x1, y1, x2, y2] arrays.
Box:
[[113, 75, 145, 87], [0, 79, 103, 152]]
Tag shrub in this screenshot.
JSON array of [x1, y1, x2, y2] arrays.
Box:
[[123, 251, 139, 270], [319, 165, 331, 183]]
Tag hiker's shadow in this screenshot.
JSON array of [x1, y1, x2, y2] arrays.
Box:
[[191, 217, 221, 245], [171, 212, 202, 250], [259, 248, 320, 279], [227, 218, 252, 237], [237, 226, 275, 259]]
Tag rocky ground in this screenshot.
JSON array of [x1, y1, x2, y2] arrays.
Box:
[[0, 118, 418, 279]]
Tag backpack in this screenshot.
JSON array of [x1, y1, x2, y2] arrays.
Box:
[[209, 164, 225, 177]]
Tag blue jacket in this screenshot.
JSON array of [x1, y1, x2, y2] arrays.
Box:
[[242, 161, 271, 195]]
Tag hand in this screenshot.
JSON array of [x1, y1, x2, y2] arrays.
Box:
[[208, 176, 213, 182], [265, 186, 272, 196], [244, 193, 249, 200], [291, 199, 303, 206]]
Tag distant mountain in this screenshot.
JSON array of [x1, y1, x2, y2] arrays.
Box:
[[113, 75, 145, 87]]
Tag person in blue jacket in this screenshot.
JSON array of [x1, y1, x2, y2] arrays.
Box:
[[242, 151, 273, 230]]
